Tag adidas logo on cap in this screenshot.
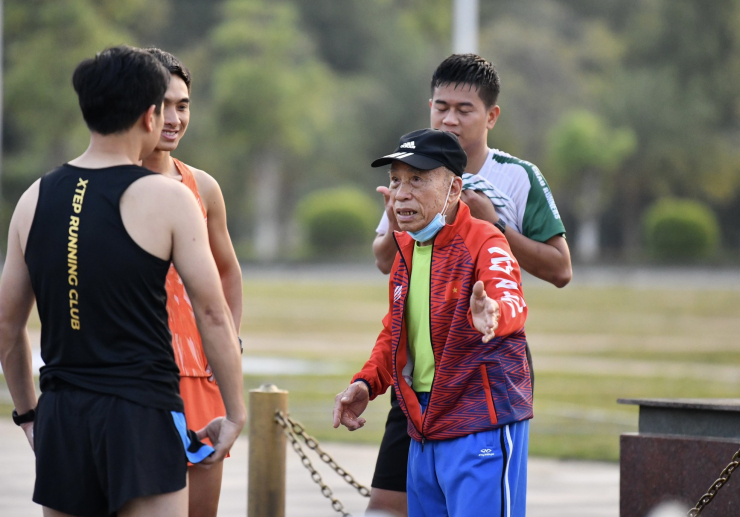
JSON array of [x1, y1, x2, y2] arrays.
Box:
[[370, 128, 467, 176]]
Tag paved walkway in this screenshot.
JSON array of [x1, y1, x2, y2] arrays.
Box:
[[0, 419, 618, 516]]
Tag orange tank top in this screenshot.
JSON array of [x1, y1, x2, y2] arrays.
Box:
[[166, 158, 209, 377]]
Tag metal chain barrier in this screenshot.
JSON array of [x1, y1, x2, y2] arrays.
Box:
[[280, 410, 372, 497], [687, 447, 740, 516], [275, 410, 371, 517], [275, 411, 349, 516]]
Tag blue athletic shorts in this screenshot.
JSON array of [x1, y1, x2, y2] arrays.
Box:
[[407, 392, 529, 517], [372, 345, 535, 494]]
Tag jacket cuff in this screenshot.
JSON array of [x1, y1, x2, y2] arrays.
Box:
[[353, 378, 373, 399]]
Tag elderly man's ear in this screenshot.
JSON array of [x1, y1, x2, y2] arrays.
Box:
[[450, 176, 464, 202]]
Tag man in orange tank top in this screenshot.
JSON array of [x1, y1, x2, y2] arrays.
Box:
[[142, 48, 243, 517]]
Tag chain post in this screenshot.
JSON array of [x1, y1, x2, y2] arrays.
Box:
[[248, 384, 289, 517], [687, 447, 740, 516]]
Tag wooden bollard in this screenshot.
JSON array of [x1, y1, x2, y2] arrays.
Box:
[[248, 383, 289, 517]]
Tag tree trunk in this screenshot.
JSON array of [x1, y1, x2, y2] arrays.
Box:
[[576, 217, 600, 263], [575, 173, 602, 263], [620, 175, 642, 260], [253, 151, 282, 261]]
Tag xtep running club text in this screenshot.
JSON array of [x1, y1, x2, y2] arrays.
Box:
[[68, 178, 88, 330], [25, 164, 182, 412]]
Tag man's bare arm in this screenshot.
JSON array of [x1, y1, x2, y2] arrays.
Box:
[[461, 190, 572, 288], [195, 170, 243, 332], [504, 232, 571, 288], [373, 232, 398, 275], [168, 186, 245, 461], [0, 182, 41, 449]]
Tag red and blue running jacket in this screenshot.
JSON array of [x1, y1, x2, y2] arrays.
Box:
[[353, 202, 532, 442]]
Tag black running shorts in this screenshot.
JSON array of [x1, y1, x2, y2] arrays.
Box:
[[370, 344, 535, 493], [371, 389, 411, 492], [33, 389, 188, 516]]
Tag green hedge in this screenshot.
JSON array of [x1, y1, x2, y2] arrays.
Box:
[[643, 198, 720, 261], [295, 187, 379, 257]]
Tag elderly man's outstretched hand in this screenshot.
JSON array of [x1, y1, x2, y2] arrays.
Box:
[[471, 280, 500, 343], [333, 381, 370, 431]]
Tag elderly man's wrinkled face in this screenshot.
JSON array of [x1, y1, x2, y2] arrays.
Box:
[[389, 162, 461, 233]]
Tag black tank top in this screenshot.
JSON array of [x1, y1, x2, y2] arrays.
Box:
[[25, 164, 183, 411]]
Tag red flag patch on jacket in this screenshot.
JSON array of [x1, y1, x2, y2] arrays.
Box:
[[445, 281, 462, 301]]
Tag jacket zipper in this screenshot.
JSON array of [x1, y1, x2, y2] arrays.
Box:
[[392, 233, 430, 449], [394, 235, 440, 451], [420, 242, 436, 451]]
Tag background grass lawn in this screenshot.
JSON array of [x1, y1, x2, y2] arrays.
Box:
[[240, 277, 740, 462], [2, 275, 739, 462]]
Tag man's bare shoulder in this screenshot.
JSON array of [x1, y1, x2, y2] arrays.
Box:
[[10, 179, 42, 252], [13, 179, 42, 224], [119, 174, 203, 260], [126, 173, 198, 210], [184, 163, 222, 202], [16, 179, 41, 209], [132, 172, 191, 193]]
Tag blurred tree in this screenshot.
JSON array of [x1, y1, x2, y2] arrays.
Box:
[[599, 0, 740, 255], [3, 0, 169, 233], [555, 0, 641, 31], [294, 186, 378, 258], [208, 0, 335, 260], [141, 0, 224, 51], [548, 110, 636, 262], [623, 0, 740, 130], [295, 0, 446, 189], [293, 0, 379, 74], [6, 0, 740, 261], [480, 0, 624, 162], [170, 0, 446, 262], [643, 198, 720, 261]]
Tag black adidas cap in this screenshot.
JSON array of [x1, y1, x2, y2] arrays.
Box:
[[371, 128, 467, 176]]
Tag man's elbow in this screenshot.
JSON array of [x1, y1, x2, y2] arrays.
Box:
[[199, 304, 231, 327], [0, 311, 21, 337], [375, 258, 392, 275], [372, 241, 393, 275], [222, 264, 243, 289], [551, 266, 572, 288]]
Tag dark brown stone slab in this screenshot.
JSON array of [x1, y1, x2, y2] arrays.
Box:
[[618, 398, 740, 412], [618, 398, 740, 440], [620, 433, 740, 517]]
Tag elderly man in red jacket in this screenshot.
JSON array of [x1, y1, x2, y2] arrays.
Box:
[[333, 128, 531, 517]]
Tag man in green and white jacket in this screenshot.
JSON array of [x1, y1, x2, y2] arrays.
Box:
[[374, 54, 571, 287]]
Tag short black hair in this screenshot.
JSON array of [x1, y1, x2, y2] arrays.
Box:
[[144, 47, 192, 92], [72, 45, 170, 135], [431, 54, 501, 107]]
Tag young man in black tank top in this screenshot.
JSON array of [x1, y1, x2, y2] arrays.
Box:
[[0, 46, 245, 517]]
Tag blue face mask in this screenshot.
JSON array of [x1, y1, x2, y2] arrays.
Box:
[[407, 179, 454, 243]]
